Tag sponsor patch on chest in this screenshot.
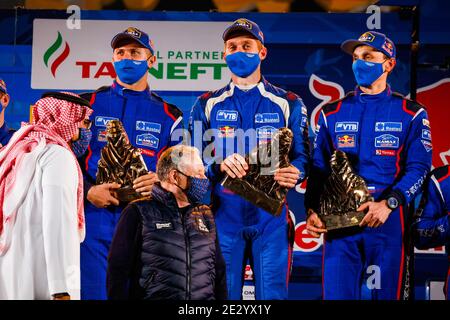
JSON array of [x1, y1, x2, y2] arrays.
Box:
[[95, 116, 118, 127], [375, 122, 402, 132], [97, 129, 107, 142], [375, 134, 399, 148], [216, 110, 238, 122], [136, 133, 159, 149], [337, 134, 356, 148], [335, 122, 359, 132], [218, 125, 235, 138], [136, 121, 161, 133], [155, 222, 173, 230], [255, 113, 280, 124], [376, 149, 397, 156], [195, 217, 210, 233], [257, 126, 277, 140]]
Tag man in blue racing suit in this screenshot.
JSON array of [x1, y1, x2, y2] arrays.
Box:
[[305, 31, 432, 300], [79, 27, 184, 300], [0, 78, 14, 148], [189, 19, 309, 299], [413, 165, 450, 300]]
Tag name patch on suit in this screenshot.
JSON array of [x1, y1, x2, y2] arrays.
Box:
[[136, 133, 159, 149]]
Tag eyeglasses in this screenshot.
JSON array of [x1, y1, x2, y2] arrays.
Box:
[[81, 119, 92, 129]]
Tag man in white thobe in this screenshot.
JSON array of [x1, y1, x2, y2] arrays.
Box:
[[0, 91, 93, 300]]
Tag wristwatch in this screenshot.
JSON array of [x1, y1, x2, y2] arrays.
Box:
[[386, 196, 399, 210]]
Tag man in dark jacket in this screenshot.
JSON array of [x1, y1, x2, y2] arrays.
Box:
[[107, 145, 227, 300]]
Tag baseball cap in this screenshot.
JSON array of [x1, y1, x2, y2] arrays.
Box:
[[0, 78, 7, 94], [111, 27, 155, 55], [341, 31, 396, 58], [222, 18, 265, 44]]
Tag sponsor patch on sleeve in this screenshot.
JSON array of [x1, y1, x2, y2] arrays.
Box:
[[421, 140, 432, 152], [423, 118, 430, 128], [421, 129, 432, 141]]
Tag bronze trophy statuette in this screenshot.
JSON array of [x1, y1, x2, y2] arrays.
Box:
[[319, 150, 373, 231], [220, 127, 293, 216], [96, 119, 148, 202]]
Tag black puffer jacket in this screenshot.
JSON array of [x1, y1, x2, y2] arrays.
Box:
[[107, 183, 227, 300]]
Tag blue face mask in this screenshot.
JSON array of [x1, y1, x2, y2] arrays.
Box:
[[225, 51, 261, 78], [352, 59, 386, 87], [176, 170, 210, 204], [72, 128, 92, 158], [113, 59, 149, 85]]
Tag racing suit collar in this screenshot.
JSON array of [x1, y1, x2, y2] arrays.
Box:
[[111, 80, 152, 98], [355, 84, 392, 103], [230, 76, 265, 95]]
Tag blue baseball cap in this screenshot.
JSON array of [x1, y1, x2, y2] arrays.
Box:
[[341, 31, 396, 58], [222, 18, 265, 44], [111, 27, 155, 55], [0, 78, 7, 94]]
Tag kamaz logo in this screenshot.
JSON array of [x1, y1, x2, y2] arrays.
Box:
[[375, 134, 399, 148], [335, 122, 358, 132], [95, 116, 118, 127], [136, 133, 159, 149], [216, 110, 238, 122], [257, 126, 277, 139]]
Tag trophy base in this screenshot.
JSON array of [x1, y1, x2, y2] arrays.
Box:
[[321, 211, 366, 231], [221, 176, 284, 216], [115, 186, 146, 203]]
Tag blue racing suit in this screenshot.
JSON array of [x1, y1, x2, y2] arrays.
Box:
[[413, 165, 450, 300], [0, 122, 14, 147], [79, 81, 183, 300], [189, 78, 309, 299], [305, 86, 432, 300]]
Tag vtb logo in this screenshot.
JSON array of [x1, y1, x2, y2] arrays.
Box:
[[43, 31, 70, 77]]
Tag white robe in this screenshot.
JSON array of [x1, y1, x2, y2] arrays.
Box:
[[0, 144, 81, 300]]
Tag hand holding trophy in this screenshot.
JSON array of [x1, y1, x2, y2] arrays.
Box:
[[221, 127, 293, 216], [96, 120, 149, 202], [319, 150, 374, 230]]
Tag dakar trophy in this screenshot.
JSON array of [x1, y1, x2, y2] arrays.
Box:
[[319, 150, 373, 230], [221, 127, 293, 216], [96, 119, 148, 202]]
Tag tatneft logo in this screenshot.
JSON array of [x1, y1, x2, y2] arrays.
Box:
[[43, 31, 70, 77]]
